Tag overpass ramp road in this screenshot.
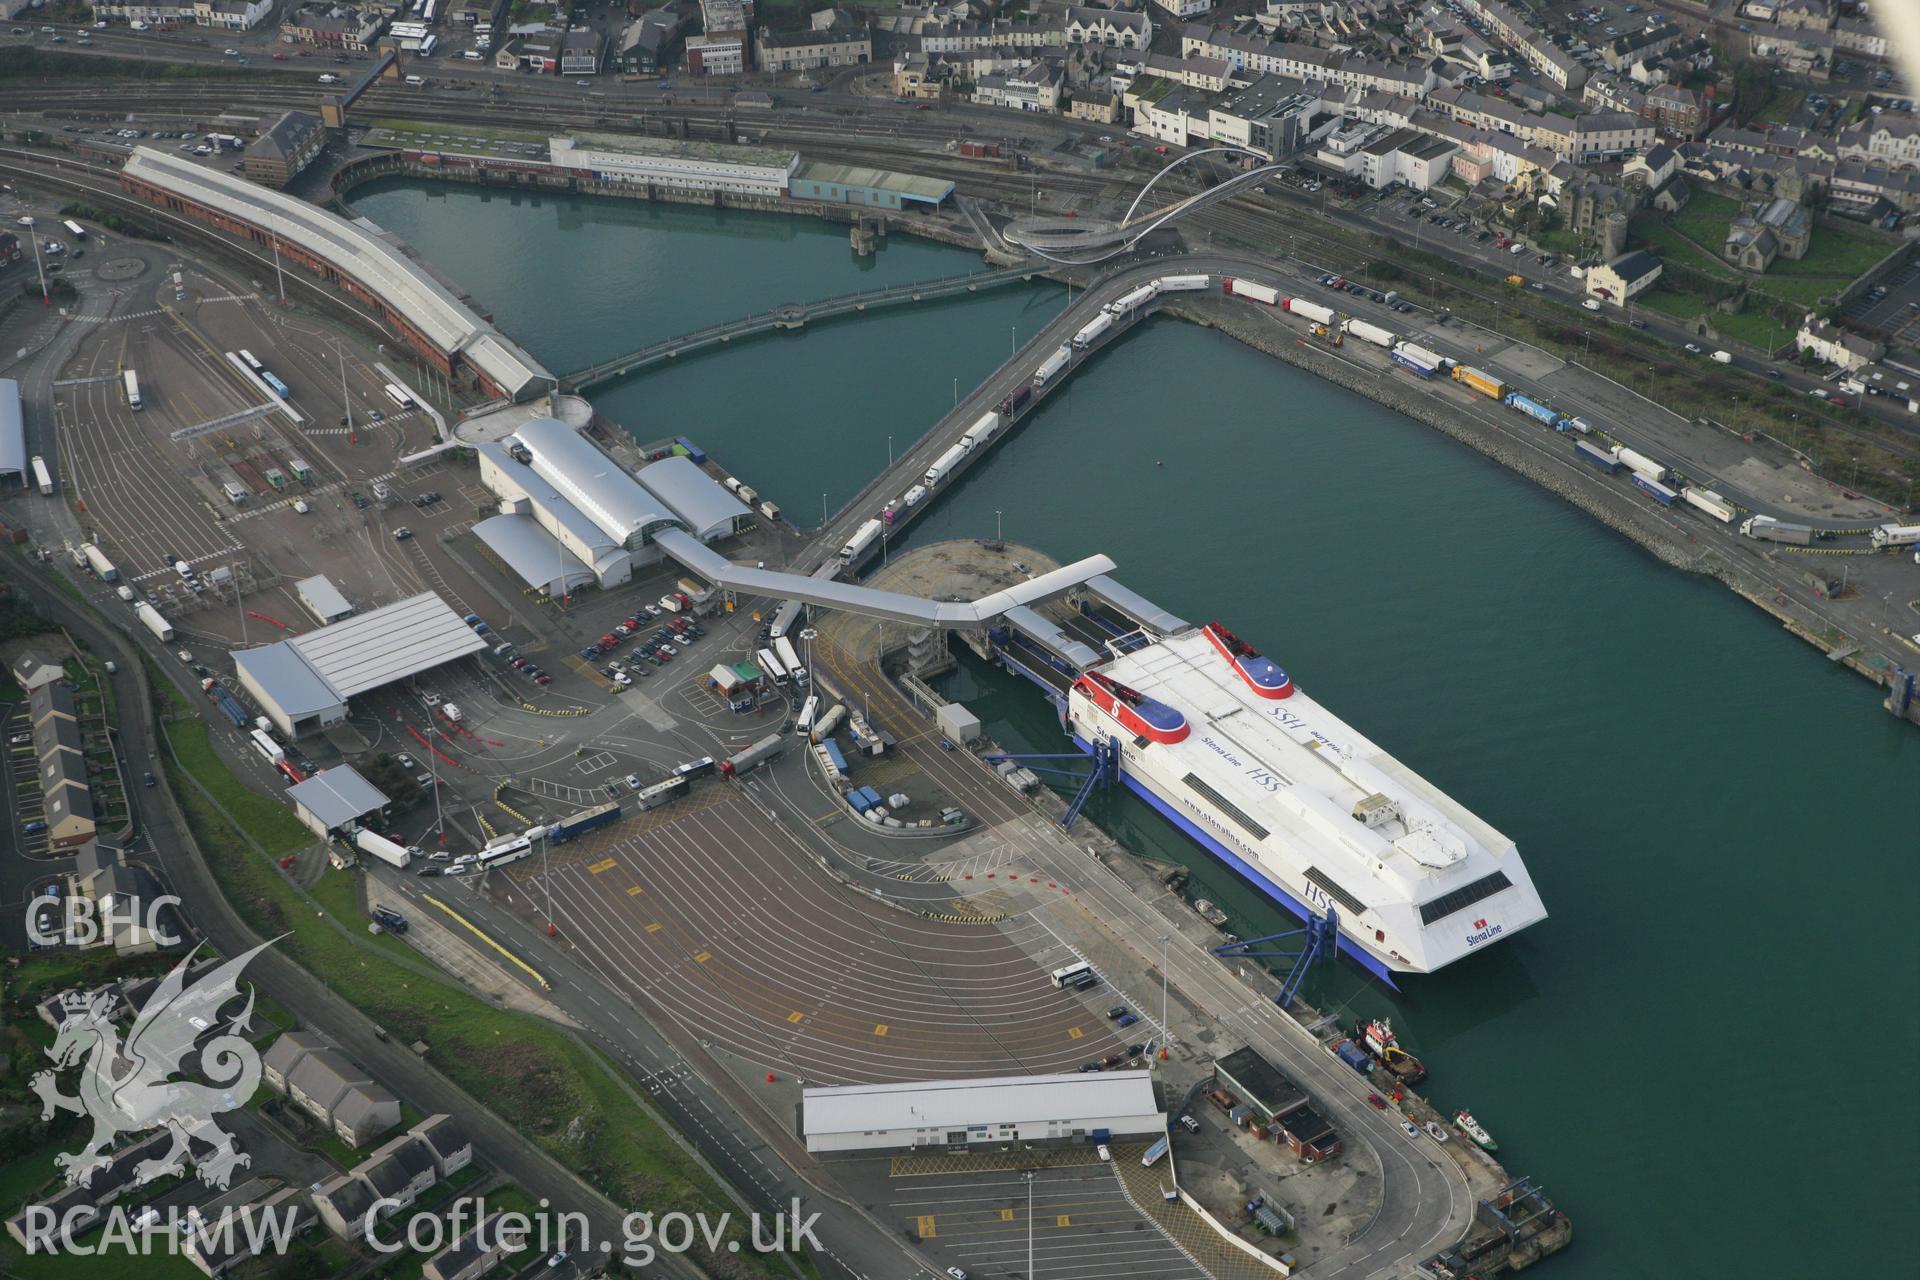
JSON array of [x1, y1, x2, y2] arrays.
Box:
[[1007, 149, 1289, 264], [653, 528, 1115, 627]]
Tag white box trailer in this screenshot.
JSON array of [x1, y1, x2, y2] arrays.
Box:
[[923, 443, 968, 487], [1155, 274, 1210, 292], [1682, 488, 1735, 523], [135, 603, 175, 642], [962, 411, 1003, 450], [1870, 523, 1920, 549], [1741, 515, 1814, 546], [30, 455, 54, 496], [354, 828, 414, 869], [80, 544, 119, 581], [1344, 318, 1397, 348], [1072, 311, 1116, 349], [1285, 298, 1334, 326], [1224, 278, 1279, 305], [1107, 283, 1159, 315], [839, 517, 883, 562], [1614, 447, 1668, 483], [1033, 344, 1072, 389]]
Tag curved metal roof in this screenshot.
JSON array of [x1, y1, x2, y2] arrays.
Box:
[[120, 148, 550, 399], [513, 419, 676, 548], [473, 513, 599, 593], [636, 455, 750, 541]]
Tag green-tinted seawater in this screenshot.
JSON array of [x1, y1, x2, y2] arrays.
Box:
[[350, 181, 1918, 1275]]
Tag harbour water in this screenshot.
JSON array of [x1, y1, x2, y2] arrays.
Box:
[[351, 180, 1918, 1277]]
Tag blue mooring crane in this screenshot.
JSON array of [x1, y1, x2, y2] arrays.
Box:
[[1215, 909, 1338, 1008], [980, 735, 1118, 829]]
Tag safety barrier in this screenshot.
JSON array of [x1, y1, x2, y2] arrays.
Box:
[[921, 909, 1007, 924]]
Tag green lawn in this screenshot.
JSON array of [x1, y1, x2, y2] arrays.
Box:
[[1711, 307, 1791, 350], [1768, 225, 1896, 281], [1630, 215, 1737, 279], [152, 693, 790, 1276], [1667, 190, 1743, 246], [1632, 287, 1706, 321]]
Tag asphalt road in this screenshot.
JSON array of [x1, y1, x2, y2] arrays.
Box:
[[0, 558, 701, 1275]]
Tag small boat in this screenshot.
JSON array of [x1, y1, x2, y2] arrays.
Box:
[[1194, 898, 1229, 927], [1453, 1110, 1498, 1152], [1424, 1121, 1450, 1143]]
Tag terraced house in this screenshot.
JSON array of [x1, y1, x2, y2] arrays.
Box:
[[755, 9, 871, 72], [280, 2, 388, 51]]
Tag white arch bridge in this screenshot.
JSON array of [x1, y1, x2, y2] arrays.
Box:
[[1004, 147, 1290, 264]]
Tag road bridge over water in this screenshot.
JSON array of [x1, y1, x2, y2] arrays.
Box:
[[560, 263, 1044, 392]]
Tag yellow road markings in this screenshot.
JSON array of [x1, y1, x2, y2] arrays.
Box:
[[693, 951, 711, 964], [588, 857, 617, 874], [1055, 1215, 1071, 1228], [787, 1011, 806, 1025], [626, 884, 644, 896], [873, 1023, 889, 1037], [645, 922, 663, 933], [421, 895, 551, 990], [1068, 1026, 1084, 1039], [999, 1209, 1014, 1222], [915, 1216, 936, 1239]]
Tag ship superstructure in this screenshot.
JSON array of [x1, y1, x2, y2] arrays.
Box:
[[1065, 623, 1546, 978]]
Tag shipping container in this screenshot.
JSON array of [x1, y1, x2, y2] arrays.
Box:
[[214, 688, 248, 729], [1614, 447, 1667, 483], [1284, 298, 1334, 326], [1224, 277, 1280, 306], [1631, 472, 1678, 506], [759, 499, 781, 521], [1333, 1039, 1372, 1072], [810, 703, 847, 743], [30, 455, 54, 496], [354, 827, 413, 868], [1870, 523, 1920, 549], [736, 484, 758, 506], [548, 800, 621, 843], [80, 544, 118, 581], [820, 738, 848, 777], [1033, 344, 1072, 389], [723, 476, 743, 494], [1072, 311, 1116, 350], [673, 436, 708, 465], [1155, 274, 1210, 292], [135, 603, 175, 641], [923, 443, 968, 487], [1682, 487, 1735, 523], [1503, 391, 1562, 428], [839, 518, 884, 562], [1573, 438, 1623, 472], [1344, 318, 1397, 348], [1741, 515, 1815, 545], [721, 732, 784, 777], [1451, 365, 1505, 400]]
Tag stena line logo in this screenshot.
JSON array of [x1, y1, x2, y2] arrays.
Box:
[[1465, 921, 1503, 947]]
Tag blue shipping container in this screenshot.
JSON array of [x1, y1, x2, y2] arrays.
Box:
[[673, 437, 708, 465], [1572, 439, 1623, 473], [215, 690, 249, 728], [823, 740, 848, 775], [1504, 392, 1562, 427], [1335, 1040, 1372, 1072], [1631, 472, 1678, 505]]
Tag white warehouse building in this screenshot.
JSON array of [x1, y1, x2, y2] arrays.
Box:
[[232, 594, 489, 738], [549, 134, 800, 198], [801, 1071, 1165, 1154], [474, 420, 749, 597]]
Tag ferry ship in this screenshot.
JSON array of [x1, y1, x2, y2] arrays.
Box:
[[1064, 623, 1547, 980]]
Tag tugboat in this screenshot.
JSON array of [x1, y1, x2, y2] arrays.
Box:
[[1360, 1018, 1428, 1086], [1194, 899, 1229, 927], [1453, 1110, 1498, 1152]]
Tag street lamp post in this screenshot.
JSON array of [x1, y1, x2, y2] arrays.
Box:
[[1025, 1170, 1035, 1279], [995, 509, 1003, 543], [1159, 934, 1169, 1038], [21, 217, 49, 302]]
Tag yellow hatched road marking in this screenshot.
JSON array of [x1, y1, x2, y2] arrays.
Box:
[[915, 1215, 936, 1239], [588, 857, 617, 874], [1067, 1026, 1084, 1040], [999, 1209, 1014, 1222], [873, 1024, 889, 1037], [645, 922, 663, 933], [787, 1011, 805, 1025], [626, 884, 644, 896], [1055, 1215, 1071, 1228], [693, 951, 712, 964]]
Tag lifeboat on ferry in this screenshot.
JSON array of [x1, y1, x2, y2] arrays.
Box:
[[1073, 670, 1190, 744], [1203, 623, 1293, 699]]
